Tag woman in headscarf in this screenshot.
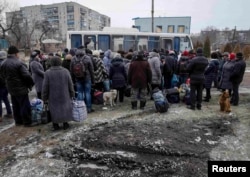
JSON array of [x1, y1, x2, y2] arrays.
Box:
[[42, 56, 74, 130]]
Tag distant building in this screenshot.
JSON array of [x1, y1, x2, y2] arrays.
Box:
[[200, 29, 250, 51], [6, 2, 110, 49], [132, 16, 191, 34]]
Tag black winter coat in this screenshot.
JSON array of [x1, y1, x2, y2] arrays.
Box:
[[109, 58, 127, 88], [204, 59, 219, 89], [230, 58, 246, 84], [0, 55, 34, 96], [186, 54, 208, 84]]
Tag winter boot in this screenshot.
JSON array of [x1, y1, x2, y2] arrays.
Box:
[[63, 122, 70, 130], [53, 123, 60, 130], [131, 101, 137, 110], [140, 101, 146, 110]]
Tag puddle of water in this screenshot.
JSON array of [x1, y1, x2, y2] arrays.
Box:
[[78, 163, 109, 170]]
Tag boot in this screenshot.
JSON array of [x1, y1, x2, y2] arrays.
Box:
[[53, 123, 60, 130], [0, 117, 2, 122], [63, 122, 70, 130], [131, 101, 137, 110], [140, 101, 146, 110]]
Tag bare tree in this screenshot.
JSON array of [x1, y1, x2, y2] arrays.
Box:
[[0, 0, 18, 39], [37, 20, 52, 51]]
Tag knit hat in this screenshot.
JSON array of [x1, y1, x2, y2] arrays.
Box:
[[222, 52, 229, 57], [229, 53, 236, 60], [182, 50, 189, 56], [0, 51, 7, 59], [236, 52, 243, 59], [31, 51, 38, 58], [7, 46, 19, 54], [196, 47, 203, 54]]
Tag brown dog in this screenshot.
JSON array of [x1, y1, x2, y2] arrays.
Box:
[[103, 89, 117, 107], [219, 90, 231, 112]]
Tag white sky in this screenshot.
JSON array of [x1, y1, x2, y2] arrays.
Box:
[[15, 0, 250, 33]]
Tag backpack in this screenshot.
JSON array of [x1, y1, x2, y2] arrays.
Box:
[[179, 59, 188, 73], [72, 57, 86, 78]]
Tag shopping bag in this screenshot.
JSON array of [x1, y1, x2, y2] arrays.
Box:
[[41, 103, 52, 124], [30, 98, 44, 124], [72, 100, 87, 122]]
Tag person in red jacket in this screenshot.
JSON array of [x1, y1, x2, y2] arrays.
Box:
[[128, 52, 152, 110]]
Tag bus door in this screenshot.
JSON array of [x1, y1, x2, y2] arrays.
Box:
[[84, 35, 96, 50], [148, 36, 160, 51], [173, 37, 181, 53], [124, 35, 136, 52], [98, 35, 110, 52], [161, 38, 172, 50], [137, 36, 148, 51], [70, 34, 82, 49]]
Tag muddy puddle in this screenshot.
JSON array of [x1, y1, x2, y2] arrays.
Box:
[[0, 88, 250, 177]]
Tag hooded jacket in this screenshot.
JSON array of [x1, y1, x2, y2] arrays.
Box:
[[109, 57, 127, 88], [148, 52, 162, 85], [186, 53, 209, 84]]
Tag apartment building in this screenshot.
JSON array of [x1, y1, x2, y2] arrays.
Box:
[[6, 2, 110, 45]]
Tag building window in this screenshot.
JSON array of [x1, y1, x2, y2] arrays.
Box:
[[167, 25, 174, 33], [67, 14, 74, 20], [156, 25, 162, 33], [67, 6, 74, 13], [178, 25, 185, 33]]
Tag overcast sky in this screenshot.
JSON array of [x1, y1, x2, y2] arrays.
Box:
[[16, 0, 250, 33]]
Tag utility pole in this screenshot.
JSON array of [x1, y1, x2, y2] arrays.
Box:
[[232, 26, 236, 48], [151, 0, 154, 32]]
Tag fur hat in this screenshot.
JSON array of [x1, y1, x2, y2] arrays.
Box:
[[8, 46, 19, 54], [196, 47, 203, 54], [50, 56, 62, 66], [0, 51, 7, 59], [229, 53, 236, 60], [236, 52, 243, 59], [92, 50, 100, 57], [65, 54, 72, 60]]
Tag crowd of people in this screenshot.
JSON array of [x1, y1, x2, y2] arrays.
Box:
[[0, 45, 247, 130]]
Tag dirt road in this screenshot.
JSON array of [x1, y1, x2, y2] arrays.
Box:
[[0, 69, 250, 177]]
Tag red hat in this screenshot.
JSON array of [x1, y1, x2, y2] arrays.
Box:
[[229, 53, 235, 60], [182, 50, 189, 56]]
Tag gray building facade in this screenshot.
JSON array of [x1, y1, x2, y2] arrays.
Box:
[[133, 16, 191, 34], [6, 2, 110, 44]]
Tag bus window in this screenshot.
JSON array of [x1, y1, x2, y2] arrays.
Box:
[[98, 35, 110, 52], [112, 35, 123, 52], [84, 35, 96, 50], [173, 37, 180, 52], [162, 38, 172, 50], [124, 35, 136, 52], [138, 36, 148, 51], [71, 34, 82, 49], [148, 36, 160, 51]]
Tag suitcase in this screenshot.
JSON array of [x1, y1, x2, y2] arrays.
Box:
[[165, 88, 180, 103]]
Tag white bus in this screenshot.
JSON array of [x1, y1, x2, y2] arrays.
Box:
[[66, 27, 193, 53]]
